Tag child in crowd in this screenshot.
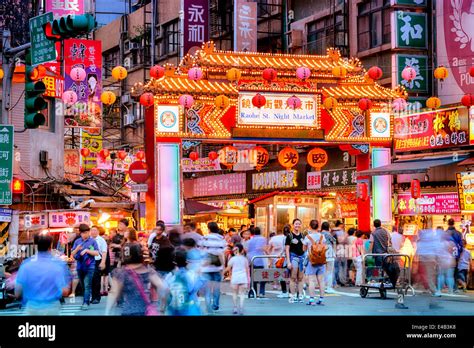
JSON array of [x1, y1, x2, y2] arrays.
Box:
[[457, 240, 472, 292], [224, 243, 250, 315]]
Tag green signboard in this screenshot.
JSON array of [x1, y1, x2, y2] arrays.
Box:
[[391, 0, 426, 6], [29, 12, 57, 65], [393, 11, 427, 49], [395, 54, 429, 93], [0, 125, 14, 205]]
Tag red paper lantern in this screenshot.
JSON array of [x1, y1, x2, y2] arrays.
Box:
[[367, 66, 383, 80], [140, 92, 154, 107], [358, 182, 368, 202], [189, 151, 199, 161], [286, 95, 302, 109], [118, 150, 127, 160], [469, 67, 474, 78], [219, 145, 238, 168], [99, 149, 110, 158], [262, 68, 277, 82], [150, 65, 165, 79], [91, 168, 101, 175], [252, 93, 266, 108], [135, 151, 145, 160], [410, 179, 421, 199], [80, 148, 90, 157], [208, 151, 218, 161], [461, 94, 474, 107], [358, 98, 373, 111]]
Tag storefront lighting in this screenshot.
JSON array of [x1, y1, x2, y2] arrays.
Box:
[[276, 204, 296, 209], [105, 221, 111, 229], [98, 212, 111, 224], [329, 192, 337, 197]]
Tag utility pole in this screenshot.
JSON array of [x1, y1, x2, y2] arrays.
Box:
[[1, 30, 31, 125]]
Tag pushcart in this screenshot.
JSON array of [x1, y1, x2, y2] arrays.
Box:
[[359, 253, 415, 299]]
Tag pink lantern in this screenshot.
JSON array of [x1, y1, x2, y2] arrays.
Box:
[[286, 95, 302, 109], [401, 66, 417, 81], [179, 94, 194, 108], [296, 66, 311, 80], [188, 67, 203, 81], [70, 67, 86, 82], [392, 98, 407, 112], [62, 90, 78, 104]]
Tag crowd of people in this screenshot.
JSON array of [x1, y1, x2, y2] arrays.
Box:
[[10, 216, 473, 316]]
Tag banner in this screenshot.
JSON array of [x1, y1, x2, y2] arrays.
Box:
[[193, 173, 246, 197], [234, 0, 257, 52], [397, 193, 460, 215], [307, 168, 357, 190], [20, 213, 48, 230], [45, 0, 84, 19], [336, 192, 358, 218], [64, 148, 81, 182], [456, 172, 474, 212], [183, 0, 209, 55], [182, 158, 221, 172], [81, 128, 103, 170], [394, 107, 469, 152], [64, 39, 102, 129], [96, 153, 136, 171], [49, 211, 90, 228], [436, 0, 474, 105]]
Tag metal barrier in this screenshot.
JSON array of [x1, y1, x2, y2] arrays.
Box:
[[249, 255, 289, 298]]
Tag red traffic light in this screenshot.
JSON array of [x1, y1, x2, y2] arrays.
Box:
[[42, 21, 61, 41], [12, 178, 25, 194]]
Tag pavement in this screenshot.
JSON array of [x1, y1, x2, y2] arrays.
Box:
[[1, 283, 473, 316]]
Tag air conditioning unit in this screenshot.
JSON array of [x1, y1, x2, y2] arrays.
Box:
[[123, 57, 131, 69], [121, 93, 131, 104], [288, 29, 303, 48], [129, 42, 140, 50], [123, 114, 135, 126], [124, 40, 140, 53]]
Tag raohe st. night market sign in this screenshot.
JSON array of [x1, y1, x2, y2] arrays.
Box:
[[394, 106, 469, 152]]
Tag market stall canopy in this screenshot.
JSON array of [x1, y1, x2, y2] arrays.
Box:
[[183, 199, 222, 215], [358, 155, 468, 177]]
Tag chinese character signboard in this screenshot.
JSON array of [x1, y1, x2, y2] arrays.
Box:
[[29, 12, 57, 65], [252, 170, 298, 191], [254, 268, 289, 282], [307, 168, 357, 190], [394, 107, 469, 152], [397, 193, 460, 215], [64, 149, 81, 182], [0, 126, 14, 205], [43, 75, 64, 98], [64, 39, 102, 129], [238, 92, 318, 127], [234, 0, 257, 52], [49, 211, 90, 228], [336, 192, 358, 218], [183, 0, 209, 55], [81, 128, 102, 171], [46, 0, 84, 19], [182, 158, 221, 172], [20, 213, 48, 230], [456, 172, 474, 212], [0, 208, 12, 223], [193, 173, 246, 197], [392, 11, 427, 49], [393, 54, 429, 93], [436, 0, 474, 105]]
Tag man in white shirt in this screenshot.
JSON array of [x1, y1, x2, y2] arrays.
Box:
[[391, 227, 405, 253], [90, 225, 108, 304], [182, 221, 203, 245]]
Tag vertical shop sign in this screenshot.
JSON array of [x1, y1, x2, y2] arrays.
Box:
[[470, 107, 474, 145], [45, 0, 84, 19], [393, 54, 429, 93], [371, 148, 392, 224], [234, 0, 257, 52], [183, 0, 209, 55], [436, 0, 474, 105], [80, 128, 103, 171], [64, 39, 102, 129], [0, 126, 14, 205], [64, 149, 81, 182], [392, 11, 427, 49]]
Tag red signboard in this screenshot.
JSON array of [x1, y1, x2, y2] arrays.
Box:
[[394, 107, 469, 152], [128, 161, 149, 184], [397, 193, 460, 215], [193, 173, 246, 197], [43, 75, 64, 98]]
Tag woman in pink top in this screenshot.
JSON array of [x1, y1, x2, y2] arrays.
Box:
[[354, 231, 365, 286]]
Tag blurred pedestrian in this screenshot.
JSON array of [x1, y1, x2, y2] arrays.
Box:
[[416, 229, 440, 296], [182, 221, 203, 245], [246, 226, 268, 298], [200, 221, 226, 313], [303, 220, 326, 306], [369, 219, 389, 267], [321, 222, 336, 293], [333, 220, 348, 287], [268, 226, 288, 298], [456, 240, 472, 292], [110, 219, 128, 270], [71, 224, 100, 310], [346, 228, 357, 286], [436, 230, 456, 295], [90, 225, 108, 304], [354, 231, 365, 286], [106, 243, 165, 316], [285, 218, 305, 303], [16, 234, 71, 315], [224, 243, 250, 315]]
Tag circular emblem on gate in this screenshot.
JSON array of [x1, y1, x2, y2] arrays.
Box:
[[160, 111, 177, 128], [373, 117, 388, 134]]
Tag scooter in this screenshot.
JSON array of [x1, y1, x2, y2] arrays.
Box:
[[0, 258, 20, 309]]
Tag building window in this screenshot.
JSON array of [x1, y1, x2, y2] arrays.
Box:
[[160, 20, 179, 56], [357, 0, 391, 52], [103, 49, 120, 78], [307, 15, 346, 56]]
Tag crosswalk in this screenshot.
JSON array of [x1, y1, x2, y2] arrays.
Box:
[[0, 303, 85, 316]]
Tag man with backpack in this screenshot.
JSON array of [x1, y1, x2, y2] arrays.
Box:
[[200, 221, 226, 313], [303, 220, 327, 306]]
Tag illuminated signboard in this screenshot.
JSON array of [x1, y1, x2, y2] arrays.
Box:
[[456, 172, 474, 212], [252, 170, 298, 190], [43, 75, 64, 98], [397, 193, 460, 215], [237, 92, 318, 127]]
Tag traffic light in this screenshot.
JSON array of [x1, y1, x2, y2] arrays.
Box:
[[24, 49, 47, 129], [42, 14, 96, 40], [12, 178, 25, 194]]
